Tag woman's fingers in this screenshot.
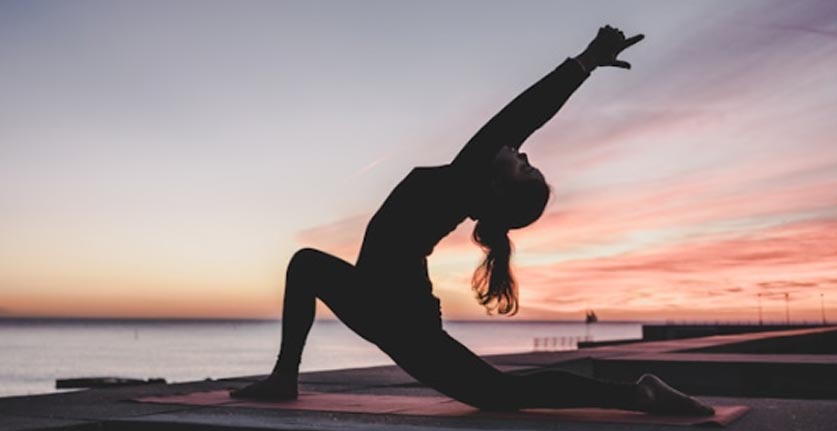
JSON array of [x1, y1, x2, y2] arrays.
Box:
[[622, 34, 645, 50], [611, 60, 631, 69], [609, 33, 643, 69]]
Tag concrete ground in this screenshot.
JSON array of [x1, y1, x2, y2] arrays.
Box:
[[1, 326, 836, 430]]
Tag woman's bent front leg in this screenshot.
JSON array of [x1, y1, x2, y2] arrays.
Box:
[[231, 248, 374, 400]]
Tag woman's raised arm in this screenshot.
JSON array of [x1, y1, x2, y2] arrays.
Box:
[[450, 58, 589, 172], [451, 26, 644, 174]]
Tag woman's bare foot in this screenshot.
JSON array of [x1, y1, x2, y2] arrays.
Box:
[[635, 374, 715, 416], [229, 373, 298, 401]]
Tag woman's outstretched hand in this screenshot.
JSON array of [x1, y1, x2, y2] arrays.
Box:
[[575, 25, 644, 72]]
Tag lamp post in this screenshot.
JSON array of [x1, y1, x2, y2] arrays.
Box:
[[757, 293, 763, 326], [822, 293, 827, 325], [784, 292, 790, 325]]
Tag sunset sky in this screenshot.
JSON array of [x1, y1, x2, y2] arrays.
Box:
[[1, 0, 836, 321]]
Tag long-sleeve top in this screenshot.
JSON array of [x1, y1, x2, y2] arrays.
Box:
[[355, 58, 589, 310]]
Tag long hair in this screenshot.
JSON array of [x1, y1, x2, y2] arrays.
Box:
[[471, 178, 550, 315], [472, 219, 518, 315]]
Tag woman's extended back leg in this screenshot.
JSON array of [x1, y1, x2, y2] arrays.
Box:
[[389, 331, 641, 411]]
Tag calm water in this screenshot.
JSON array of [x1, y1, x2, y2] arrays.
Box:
[[0, 319, 641, 398]]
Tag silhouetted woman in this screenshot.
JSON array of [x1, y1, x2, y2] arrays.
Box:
[[232, 26, 714, 416]]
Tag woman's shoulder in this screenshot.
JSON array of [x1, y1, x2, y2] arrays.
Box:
[[412, 163, 478, 185], [411, 163, 470, 179], [398, 164, 483, 200]]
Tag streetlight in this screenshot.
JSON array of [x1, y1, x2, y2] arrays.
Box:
[[822, 293, 827, 325], [784, 292, 790, 325]]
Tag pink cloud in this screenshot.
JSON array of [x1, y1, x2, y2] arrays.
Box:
[[509, 217, 837, 319]]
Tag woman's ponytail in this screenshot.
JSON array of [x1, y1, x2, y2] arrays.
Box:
[[471, 219, 518, 315]]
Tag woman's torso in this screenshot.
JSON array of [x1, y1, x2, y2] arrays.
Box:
[[355, 164, 473, 303]]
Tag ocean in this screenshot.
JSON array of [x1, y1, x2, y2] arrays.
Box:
[[0, 319, 641, 398]]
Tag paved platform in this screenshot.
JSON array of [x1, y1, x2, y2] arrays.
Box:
[[1, 326, 836, 430]]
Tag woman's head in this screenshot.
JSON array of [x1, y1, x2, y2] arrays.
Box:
[[474, 146, 550, 228], [491, 146, 546, 191], [470, 146, 551, 315], [471, 147, 550, 229]]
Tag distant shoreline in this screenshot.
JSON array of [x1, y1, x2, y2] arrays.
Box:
[[1, 316, 824, 325]]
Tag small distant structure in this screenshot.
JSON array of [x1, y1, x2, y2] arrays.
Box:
[[585, 309, 598, 324], [533, 336, 589, 352]]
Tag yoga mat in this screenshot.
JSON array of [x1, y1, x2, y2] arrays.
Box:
[[136, 390, 749, 427]]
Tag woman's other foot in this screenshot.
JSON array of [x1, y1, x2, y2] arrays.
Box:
[[229, 373, 298, 401], [635, 374, 715, 416]]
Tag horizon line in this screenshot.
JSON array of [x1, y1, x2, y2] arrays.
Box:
[[1, 316, 832, 326]]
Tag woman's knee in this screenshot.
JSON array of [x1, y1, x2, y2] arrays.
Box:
[[286, 248, 325, 282], [286, 247, 355, 290], [388, 337, 519, 411], [290, 247, 323, 266], [454, 377, 521, 411]]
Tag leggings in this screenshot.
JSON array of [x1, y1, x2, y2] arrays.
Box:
[[275, 247, 639, 411]]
